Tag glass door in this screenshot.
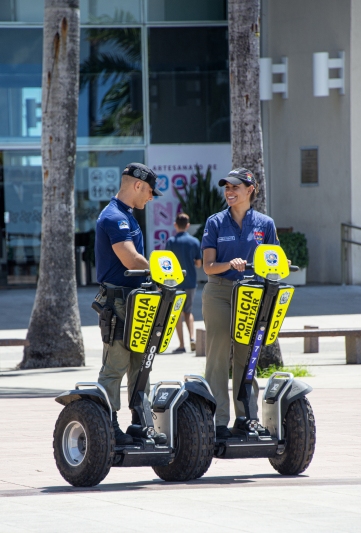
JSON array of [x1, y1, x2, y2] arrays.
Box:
[[1, 150, 42, 285]]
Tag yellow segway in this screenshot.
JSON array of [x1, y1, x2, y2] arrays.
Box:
[[53, 251, 216, 487], [214, 244, 316, 475]]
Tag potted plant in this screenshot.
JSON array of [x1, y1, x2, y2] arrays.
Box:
[[174, 165, 226, 241], [278, 231, 309, 285]]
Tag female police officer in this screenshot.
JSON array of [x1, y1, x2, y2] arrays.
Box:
[[201, 167, 279, 440]]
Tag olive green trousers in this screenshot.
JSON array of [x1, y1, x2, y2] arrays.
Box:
[[98, 293, 150, 413], [202, 280, 259, 427]]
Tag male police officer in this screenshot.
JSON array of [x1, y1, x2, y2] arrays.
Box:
[[95, 162, 165, 446]]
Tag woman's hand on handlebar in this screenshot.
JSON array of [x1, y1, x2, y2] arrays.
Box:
[[229, 258, 247, 272]]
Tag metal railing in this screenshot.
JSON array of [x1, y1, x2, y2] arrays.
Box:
[[341, 223, 361, 284]]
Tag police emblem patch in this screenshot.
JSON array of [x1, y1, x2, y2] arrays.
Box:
[[265, 250, 278, 266], [279, 291, 290, 305], [158, 257, 173, 273], [254, 231, 264, 244], [203, 228, 208, 236], [118, 219, 130, 230], [140, 170, 148, 180], [174, 298, 184, 311]]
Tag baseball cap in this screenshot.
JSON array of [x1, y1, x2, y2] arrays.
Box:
[[122, 162, 163, 196], [218, 167, 256, 188]]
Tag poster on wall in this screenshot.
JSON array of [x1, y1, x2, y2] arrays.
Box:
[[146, 144, 231, 254], [88, 167, 120, 201]]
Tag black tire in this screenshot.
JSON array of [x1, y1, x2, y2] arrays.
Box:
[[269, 396, 316, 475], [53, 399, 114, 487], [188, 396, 215, 480], [152, 397, 215, 482]]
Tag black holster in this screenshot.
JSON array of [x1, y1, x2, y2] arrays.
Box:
[[99, 306, 114, 345], [92, 299, 124, 345]]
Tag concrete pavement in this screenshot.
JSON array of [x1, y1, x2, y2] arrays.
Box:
[[1, 284, 361, 531]]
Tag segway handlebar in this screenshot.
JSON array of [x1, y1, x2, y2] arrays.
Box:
[[232, 263, 299, 272], [124, 269, 150, 277], [125, 269, 187, 277]]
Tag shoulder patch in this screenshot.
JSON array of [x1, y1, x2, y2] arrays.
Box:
[[118, 219, 130, 230]]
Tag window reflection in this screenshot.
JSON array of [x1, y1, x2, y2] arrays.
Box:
[[80, 0, 141, 25], [0, 29, 42, 142], [79, 28, 144, 144]]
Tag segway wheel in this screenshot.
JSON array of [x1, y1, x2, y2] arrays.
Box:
[[53, 399, 114, 487], [269, 396, 316, 475], [152, 397, 215, 482]]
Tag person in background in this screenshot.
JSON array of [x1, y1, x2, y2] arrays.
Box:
[[201, 167, 279, 440], [166, 213, 202, 353]]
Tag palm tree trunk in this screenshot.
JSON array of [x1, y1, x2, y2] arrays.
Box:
[[20, 0, 84, 368], [228, 0, 283, 367]]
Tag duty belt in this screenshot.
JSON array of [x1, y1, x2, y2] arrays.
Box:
[[100, 284, 133, 301]]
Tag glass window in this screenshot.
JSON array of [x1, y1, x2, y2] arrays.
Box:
[[147, 0, 227, 22], [0, 149, 145, 285], [75, 149, 145, 234], [0, 0, 141, 24], [74, 149, 146, 284], [148, 27, 230, 143], [0, 0, 44, 23], [79, 27, 144, 146], [80, 0, 141, 25], [0, 29, 43, 143], [0, 28, 144, 146], [2, 150, 42, 285]]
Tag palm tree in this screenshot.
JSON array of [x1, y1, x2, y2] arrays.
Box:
[[20, 0, 84, 368], [228, 0, 282, 367]]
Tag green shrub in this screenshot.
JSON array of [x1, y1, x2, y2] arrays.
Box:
[[229, 364, 311, 379], [278, 231, 309, 269], [174, 165, 226, 240], [256, 364, 312, 378]]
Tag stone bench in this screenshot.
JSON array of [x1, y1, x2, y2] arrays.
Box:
[[0, 339, 29, 347], [196, 327, 361, 364], [278, 327, 361, 364]]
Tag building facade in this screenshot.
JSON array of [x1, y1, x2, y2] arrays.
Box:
[[0, 0, 360, 287], [0, 0, 230, 286], [261, 0, 361, 284]]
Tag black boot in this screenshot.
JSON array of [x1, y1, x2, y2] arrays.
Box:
[[152, 431, 167, 445], [216, 425, 233, 440], [112, 412, 133, 446]]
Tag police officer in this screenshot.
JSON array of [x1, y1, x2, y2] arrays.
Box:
[[201, 167, 279, 440], [95, 162, 165, 446]]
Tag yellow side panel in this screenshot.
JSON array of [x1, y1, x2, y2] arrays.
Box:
[[253, 244, 290, 279], [128, 293, 161, 353], [265, 287, 295, 345], [159, 293, 187, 353], [149, 250, 184, 286], [233, 286, 264, 345]]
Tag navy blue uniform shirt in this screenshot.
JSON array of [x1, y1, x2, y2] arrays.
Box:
[[95, 196, 145, 288], [165, 232, 201, 289], [201, 207, 279, 282]]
